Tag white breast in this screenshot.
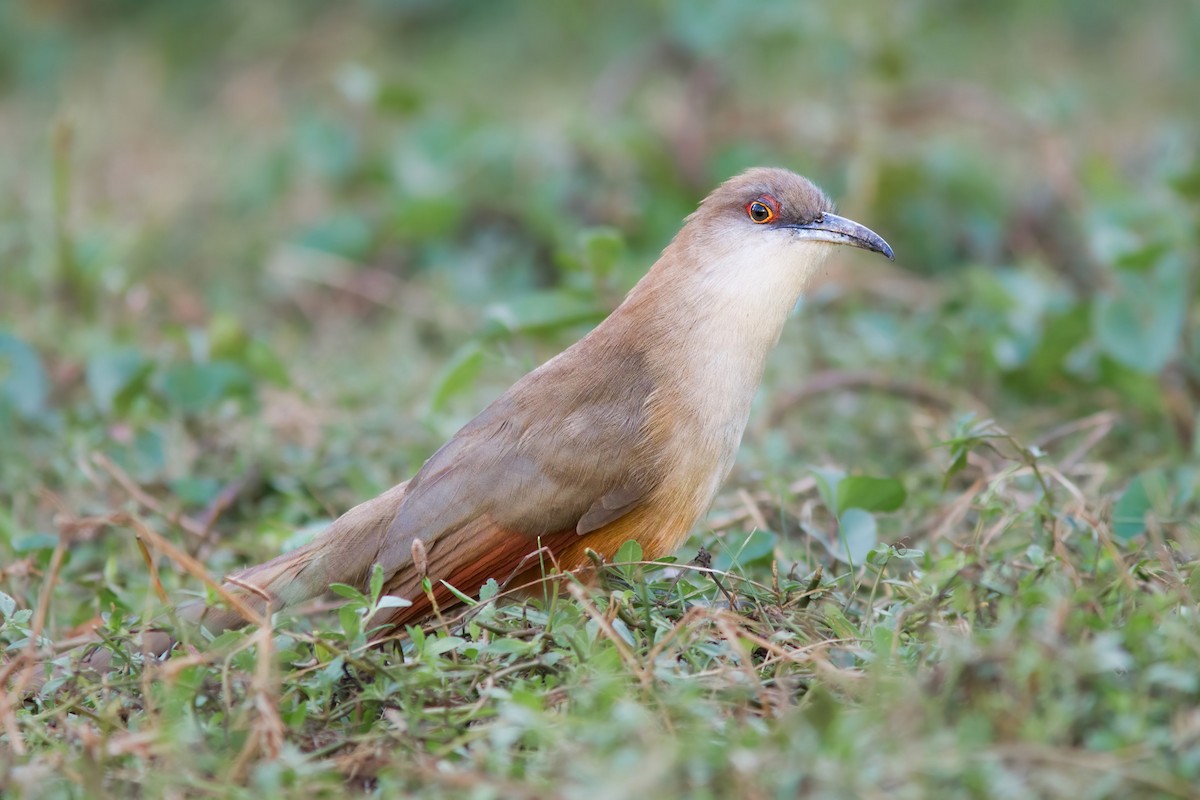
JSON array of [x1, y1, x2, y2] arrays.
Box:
[[645, 234, 833, 512]]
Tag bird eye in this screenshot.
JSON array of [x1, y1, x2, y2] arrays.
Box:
[[746, 199, 775, 224]]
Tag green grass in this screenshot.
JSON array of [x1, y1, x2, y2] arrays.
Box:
[[2, 2, 1200, 797]]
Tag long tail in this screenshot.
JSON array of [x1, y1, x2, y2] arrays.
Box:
[[79, 482, 413, 674], [183, 481, 411, 634], [79, 480, 601, 674]]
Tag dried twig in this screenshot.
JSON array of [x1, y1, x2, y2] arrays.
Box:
[[92, 452, 207, 539], [230, 623, 284, 779], [0, 536, 69, 753], [121, 513, 266, 628], [1031, 411, 1117, 471], [195, 466, 263, 546]]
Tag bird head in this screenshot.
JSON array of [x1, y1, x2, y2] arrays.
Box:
[[656, 167, 893, 315], [689, 167, 893, 262]]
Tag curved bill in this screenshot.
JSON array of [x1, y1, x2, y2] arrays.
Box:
[[785, 213, 895, 261]]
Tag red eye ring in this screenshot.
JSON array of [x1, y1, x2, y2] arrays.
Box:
[[746, 198, 775, 224]]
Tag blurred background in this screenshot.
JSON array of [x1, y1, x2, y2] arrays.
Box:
[[1, 2, 1197, 610]]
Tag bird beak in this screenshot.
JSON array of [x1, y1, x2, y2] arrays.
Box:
[[785, 213, 895, 261]]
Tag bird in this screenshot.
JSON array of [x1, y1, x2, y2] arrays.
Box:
[[186, 167, 893, 637]]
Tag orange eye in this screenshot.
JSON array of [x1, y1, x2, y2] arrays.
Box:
[[747, 199, 775, 224]]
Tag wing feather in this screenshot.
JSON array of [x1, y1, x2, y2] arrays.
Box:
[[381, 336, 662, 578]]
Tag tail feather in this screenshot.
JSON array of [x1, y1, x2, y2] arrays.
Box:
[[374, 521, 580, 629], [184, 481, 411, 633]]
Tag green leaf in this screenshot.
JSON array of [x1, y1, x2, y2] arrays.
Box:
[[112, 429, 167, 482], [242, 340, 290, 386], [329, 583, 367, 602], [13, 532, 59, 553], [441, 580, 480, 607], [484, 638, 535, 656], [614, 539, 643, 564], [1093, 260, 1187, 374], [295, 115, 358, 182], [375, 595, 412, 610], [1111, 472, 1163, 540], [802, 684, 841, 735], [833, 509, 878, 566], [426, 340, 485, 414], [483, 289, 604, 337], [0, 590, 16, 619], [86, 348, 149, 414], [581, 227, 624, 279], [1172, 162, 1200, 200], [317, 655, 346, 687], [169, 477, 220, 507], [822, 605, 861, 640], [369, 564, 384, 604], [607, 621, 635, 650], [0, 331, 48, 418], [810, 467, 845, 512], [158, 361, 252, 414], [428, 635, 465, 655], [391, 194, 462, 242], [713, 529, 778, 572], [339, 605, 360, 638], [295, 213, 373, 260], [835, 476, 907, 514], [943, 449, 968, 489], [407, 625, 426, 650]]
